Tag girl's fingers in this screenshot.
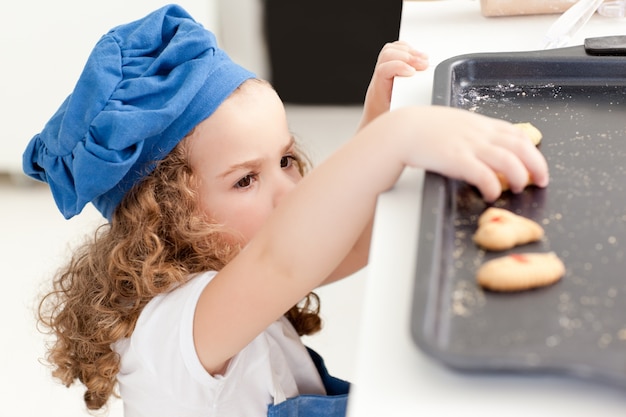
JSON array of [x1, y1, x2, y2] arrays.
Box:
[[375, 61, 417, 80], [451, 156, 503, 202], [488, 124, 550, 189], [377, 41, 429, 71], [380, 40, 426, 58], [479, 146, 533, 194]]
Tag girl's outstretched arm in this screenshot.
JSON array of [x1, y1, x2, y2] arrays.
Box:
[[358, 41, 429, 130], [194, 106, 549, 374]]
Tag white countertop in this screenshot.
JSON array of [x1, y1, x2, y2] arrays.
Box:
[[347, 1, 626, 416]]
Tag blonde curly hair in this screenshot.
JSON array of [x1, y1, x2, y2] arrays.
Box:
[[38, 135, 321, 412]]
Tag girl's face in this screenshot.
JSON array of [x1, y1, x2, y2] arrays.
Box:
[[186, 80, 302, 245]]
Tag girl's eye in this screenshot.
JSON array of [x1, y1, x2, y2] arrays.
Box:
[[281, 155, 296, 169], [235, 174, 255, 189]]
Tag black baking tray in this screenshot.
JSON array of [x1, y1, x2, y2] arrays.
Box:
[[410, 44, 626, 388]]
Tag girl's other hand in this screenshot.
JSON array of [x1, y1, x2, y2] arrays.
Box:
[[359, 41, 429, 129]]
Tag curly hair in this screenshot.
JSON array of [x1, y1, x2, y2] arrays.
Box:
[[38, 135, 322, 412]]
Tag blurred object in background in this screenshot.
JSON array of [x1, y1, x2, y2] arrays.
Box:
[[264, 0, 403, 104], [542, 0, 604, 48], [480, 0, 580, 16]]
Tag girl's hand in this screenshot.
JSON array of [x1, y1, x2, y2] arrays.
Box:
[[358, 41, 428, 130], [384, 106, 550, 202]]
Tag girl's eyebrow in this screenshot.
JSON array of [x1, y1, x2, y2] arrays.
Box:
[[218, 136, 296, 180]]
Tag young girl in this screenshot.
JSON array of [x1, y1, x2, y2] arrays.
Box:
[[23, 5, 549, 417]]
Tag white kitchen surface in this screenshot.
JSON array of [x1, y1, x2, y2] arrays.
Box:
[[347, 1, 626, 416]]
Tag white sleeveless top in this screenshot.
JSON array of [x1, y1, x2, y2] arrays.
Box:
[[114, 271, 326, 417]]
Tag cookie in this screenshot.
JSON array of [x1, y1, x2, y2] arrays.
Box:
[[476, 252, 565, 292], [473, 207, 544, 251], [514, 122, 543, 146]]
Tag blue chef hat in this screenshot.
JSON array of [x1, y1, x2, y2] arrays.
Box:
[[22, 4, 255, 221]]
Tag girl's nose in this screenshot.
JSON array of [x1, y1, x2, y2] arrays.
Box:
[[272, 172, 298, 207]]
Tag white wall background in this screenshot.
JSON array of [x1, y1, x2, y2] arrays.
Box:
[[1, 0, 220, 175], [1, 2, 215, 416]]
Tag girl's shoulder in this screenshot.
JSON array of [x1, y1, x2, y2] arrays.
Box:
[[152, 271, 219, 305], [119, 271, 218, 354]]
